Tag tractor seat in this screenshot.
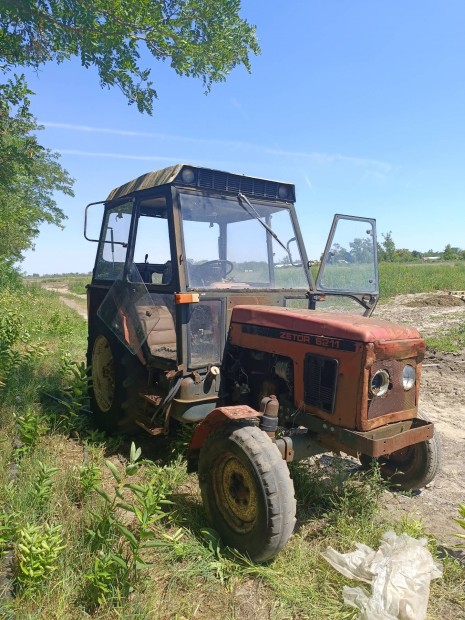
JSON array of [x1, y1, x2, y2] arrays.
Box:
[[137, 302, 177, 359]]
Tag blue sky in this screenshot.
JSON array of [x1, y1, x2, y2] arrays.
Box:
[[19, 0, 465, 275]]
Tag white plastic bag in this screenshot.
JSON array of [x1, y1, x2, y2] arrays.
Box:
[[322, 531, 442, 620]]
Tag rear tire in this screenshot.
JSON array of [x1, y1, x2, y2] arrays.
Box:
[[87, 321, 147, 433], [198, 422, 296, 561]]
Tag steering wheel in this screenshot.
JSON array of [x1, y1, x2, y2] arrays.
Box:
[[198, 260, 234, 276]]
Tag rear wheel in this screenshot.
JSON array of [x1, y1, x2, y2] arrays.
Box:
[[359, 413, 442, 490], [198, 423, 296, 561], [87, 321, 147, 433]]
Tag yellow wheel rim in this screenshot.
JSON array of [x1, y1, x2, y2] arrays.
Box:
[[92, 335, 115, 413], [213, 455, 259, 533]]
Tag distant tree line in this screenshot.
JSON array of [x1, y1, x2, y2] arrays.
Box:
[[24, 272, 92, 279], [377, 232, 465, 262]]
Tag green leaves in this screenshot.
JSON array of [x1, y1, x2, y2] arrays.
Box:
[[15, 523, 66, 594], [0, 1, 259, 115], [0, 74, 73, 267], [455, 503, 465, 546], [84, 443, 180, 607]]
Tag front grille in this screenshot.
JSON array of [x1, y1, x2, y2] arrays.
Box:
[[195, 169, 294, 202], [304, 354, 338, 414]]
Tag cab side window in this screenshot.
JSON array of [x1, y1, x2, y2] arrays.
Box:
[[132, 198, 172, 285], [94, 202, 132, 281]]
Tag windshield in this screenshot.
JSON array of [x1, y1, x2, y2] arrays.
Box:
[[179, 192, 309, 290]]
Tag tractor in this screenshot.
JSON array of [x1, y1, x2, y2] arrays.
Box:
[[84, 164, 441, 561]]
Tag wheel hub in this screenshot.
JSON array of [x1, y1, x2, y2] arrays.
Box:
[[216, 456, 258, 531]]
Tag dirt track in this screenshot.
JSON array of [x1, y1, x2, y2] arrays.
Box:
[[42, 285, 88, 320], [375, 293, 465, 550]]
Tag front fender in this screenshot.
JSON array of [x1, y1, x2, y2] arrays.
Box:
[[186, 405, 261, 472]]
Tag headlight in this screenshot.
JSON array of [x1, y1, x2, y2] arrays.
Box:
[[402, 364, 416, 391], [370, 369, 390, 397]]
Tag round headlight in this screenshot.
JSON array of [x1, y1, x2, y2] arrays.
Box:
[[181, 167, 195, 184], [402, 364, 416, 391], [370, 369, 390, 397]]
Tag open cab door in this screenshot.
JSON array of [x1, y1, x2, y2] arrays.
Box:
[[313, 215, 379, 317]]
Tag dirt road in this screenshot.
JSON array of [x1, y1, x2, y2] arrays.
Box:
[[375, 293, 465, 549], [42, 285, 88, 320]]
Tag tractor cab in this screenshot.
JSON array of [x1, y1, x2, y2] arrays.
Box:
[[85, 164, 379, 372]]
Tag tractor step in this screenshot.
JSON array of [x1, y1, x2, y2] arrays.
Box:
[[135, 392, 166, 435], [141, 393, 163, 407], [134, 417, 165, 436]]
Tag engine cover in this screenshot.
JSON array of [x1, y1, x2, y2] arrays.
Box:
[[229, 305, 425, 431]]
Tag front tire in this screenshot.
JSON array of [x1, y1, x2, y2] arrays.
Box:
[[198, 423, 296, 561], [359, 413, 442, 490]]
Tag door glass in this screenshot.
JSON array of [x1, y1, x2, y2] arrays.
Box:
[[94, 202, 132, 280], [132, 197, 172, 285], [317, 217, 378, 294]]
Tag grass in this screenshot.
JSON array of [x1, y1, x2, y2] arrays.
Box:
[[1, 274, 464, 618], [379, 261, 465, 298]]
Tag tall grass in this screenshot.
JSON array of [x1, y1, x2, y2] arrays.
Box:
[[379, 261, 465, 298]]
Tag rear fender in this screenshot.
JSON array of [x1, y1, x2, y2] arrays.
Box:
[[186, 405, 261, 472]]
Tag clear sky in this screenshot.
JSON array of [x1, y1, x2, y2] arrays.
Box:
[[19, 0, 465, 275]]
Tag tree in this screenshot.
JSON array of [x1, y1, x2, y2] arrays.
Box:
[[0, 0, 260, 114], [0, 1, 259, 275], [378, 231, 396, 262], [349, 237, 373, 263], [0, 74, 74, 266], [443, 244, 459, 261]]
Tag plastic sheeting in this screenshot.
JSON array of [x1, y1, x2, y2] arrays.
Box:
[[322, 531, 442, 620]]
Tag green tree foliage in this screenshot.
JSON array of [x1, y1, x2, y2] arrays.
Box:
[[0, 0, 260, 114], [0, 1, 259, 275], [443, 244, 460, 261], [377, 231, 396, 262], [0, 74, 74, 269]]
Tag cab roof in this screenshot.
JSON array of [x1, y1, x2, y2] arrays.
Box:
[[106, 164, 296, 203]]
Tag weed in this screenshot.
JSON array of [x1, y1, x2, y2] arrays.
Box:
[[48, 310, 73, 337], [0, 290, 46, 390], [0, 512, 16, 554], [76, 462, 101, 502], [31, 462, 60, 511], [14, 522, 66, 595], [14, 409, 47, 457], [84, 443, 174, 608], [454, 503, 465, 548], [427, 323, 465, 353]]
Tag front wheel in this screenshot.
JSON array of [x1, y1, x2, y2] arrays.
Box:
[[198, 423, 296, 562], [360, 428, 442, 491]]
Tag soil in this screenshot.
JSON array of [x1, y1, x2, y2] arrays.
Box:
[[42, 284, 88, 320], [44, 284, 465, 552], [374, 292, 465, 552]]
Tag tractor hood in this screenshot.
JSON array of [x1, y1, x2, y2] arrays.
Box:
[[231, 305, 421, 343]]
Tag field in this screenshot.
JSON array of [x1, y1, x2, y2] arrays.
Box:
[[1, 266, 465, 618]]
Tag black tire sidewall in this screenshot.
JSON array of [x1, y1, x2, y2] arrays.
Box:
[[198, 423, 295, 561], [87, 320, 127, 432]]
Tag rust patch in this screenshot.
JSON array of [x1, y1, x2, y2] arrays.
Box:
[[187, 405, 261, 457]]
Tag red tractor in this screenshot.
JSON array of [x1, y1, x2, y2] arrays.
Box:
[[85, 164, 441, 561]]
